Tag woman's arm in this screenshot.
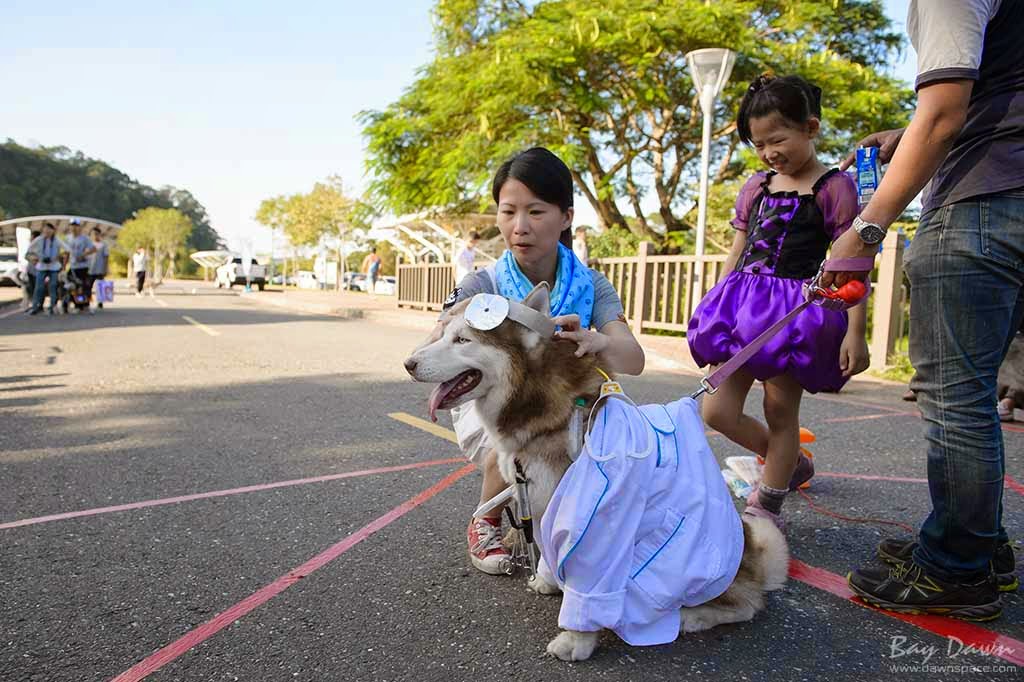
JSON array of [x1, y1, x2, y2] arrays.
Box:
[[597, 320, 646, 375], [552, 318, 645, 376]]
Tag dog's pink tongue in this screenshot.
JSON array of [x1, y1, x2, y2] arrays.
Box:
[[428, 383, 447, 423]]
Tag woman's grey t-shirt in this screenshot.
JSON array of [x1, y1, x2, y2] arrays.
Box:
[[442, 268, 625, 330]]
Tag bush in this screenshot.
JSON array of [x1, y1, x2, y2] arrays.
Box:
[[587, 227, 640, 259]]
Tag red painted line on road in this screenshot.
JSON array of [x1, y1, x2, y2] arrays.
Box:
[[110, 463, 475, 682], [804, 392, 910, 414], [789, 559, 1024, 667], [1003, 423, 1024, 434], [815, 472, 1024, 499], [1005, 475, 1024, 497], [0, 458, 463, 530], [816, 471, 928, 484], [822, 411, 918, 424]]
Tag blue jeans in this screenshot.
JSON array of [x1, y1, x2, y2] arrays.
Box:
[[32, 271, 59, 311], [906, 192, 1024, 582]]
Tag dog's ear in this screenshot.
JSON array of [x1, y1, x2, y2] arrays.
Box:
[[522, 282, 551, 316]]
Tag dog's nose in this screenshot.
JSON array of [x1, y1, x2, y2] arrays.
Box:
[[403, 358, 418, 375]]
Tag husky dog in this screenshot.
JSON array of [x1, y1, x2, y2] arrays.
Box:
[[404, 284, 789, 661]]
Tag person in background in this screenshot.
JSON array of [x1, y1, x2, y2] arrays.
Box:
[[88, 228, 110, 311], [361, 247, 382, 296], [68, 222, 96, 312], [20, 229, 40, 311], [454, 231, 480, 284], [26, 223, 66, 316], [572, 225, 589, 265], [132, 247, 148, 296]]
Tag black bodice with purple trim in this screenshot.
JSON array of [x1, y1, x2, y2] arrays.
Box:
[[735, 169, 839, 280]]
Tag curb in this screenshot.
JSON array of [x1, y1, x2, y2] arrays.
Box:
[[237, 291, 436, 333]]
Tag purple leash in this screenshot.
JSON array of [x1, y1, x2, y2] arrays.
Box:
[[691, 257, 875, 399]]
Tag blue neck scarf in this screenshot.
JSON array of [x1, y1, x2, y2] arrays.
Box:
[[494, 242, 594, 329]]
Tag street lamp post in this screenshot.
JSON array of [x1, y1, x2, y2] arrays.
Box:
[[686, 48, 736, 259]]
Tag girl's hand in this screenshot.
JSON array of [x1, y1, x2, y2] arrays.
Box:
[[552, 314, 609, 358], [840, 335, 870, 378]]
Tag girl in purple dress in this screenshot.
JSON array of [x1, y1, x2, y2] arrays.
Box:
[[687, 75, 870, 528]]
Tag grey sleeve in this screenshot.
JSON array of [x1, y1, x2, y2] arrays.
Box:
[[908, 0, 1001, 89], [438, 270, 494, 319], [589, 270, 626, 331]]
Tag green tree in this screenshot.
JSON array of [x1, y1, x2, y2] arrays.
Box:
[[117, 207, 193, 285], [361, 0, 913, 247], [0, 139, 223, 261], [257, 178, 379, 288]]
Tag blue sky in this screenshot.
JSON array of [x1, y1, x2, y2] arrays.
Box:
[[1, 0, 916, 251]]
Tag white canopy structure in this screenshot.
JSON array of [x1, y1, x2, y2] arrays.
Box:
[[367, 210, 499, 264], [189, 250, 232, 269], [0, 215, 122, 246]]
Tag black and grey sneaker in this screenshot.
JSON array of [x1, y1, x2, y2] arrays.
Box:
[[878, 537, 1018, 592], [848, 562, 1002, 621]]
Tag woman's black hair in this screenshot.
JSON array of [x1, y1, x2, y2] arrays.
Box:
[[492, 147, 574, 248], [736, 74, 823, 146]]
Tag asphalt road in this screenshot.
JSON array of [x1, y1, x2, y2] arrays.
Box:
[[1, 288, 1021, 681]]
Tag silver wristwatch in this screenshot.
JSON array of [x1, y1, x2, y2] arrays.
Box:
[[853, 216, 886, 246]]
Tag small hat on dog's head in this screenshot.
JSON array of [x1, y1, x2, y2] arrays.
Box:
[[465, 293, 555, 338]]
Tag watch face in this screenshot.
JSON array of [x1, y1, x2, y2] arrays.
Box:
[[864, 225, 886, 244], [857, 220, 885, 245]]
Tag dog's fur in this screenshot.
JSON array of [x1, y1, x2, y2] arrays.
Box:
[[405, 284, 789, 661]]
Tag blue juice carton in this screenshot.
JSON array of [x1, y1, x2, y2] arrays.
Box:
[[855, 146, 880, 207]]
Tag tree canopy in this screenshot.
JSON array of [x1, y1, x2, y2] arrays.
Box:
[[0, 139, 222, 258], [117, 207, 193, 284], [361, 0, 914, 248]]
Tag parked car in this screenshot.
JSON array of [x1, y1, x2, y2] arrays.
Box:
[[216, 257, 267, 290], [374, 276, 397, 296], [352, 275, 396, 295], [270, 274, 296, 285], [0, 246, 20, 286], [343, 272, 366, 291], [296, 271, 320, 290]]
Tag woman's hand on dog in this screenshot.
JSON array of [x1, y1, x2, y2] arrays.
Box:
[[552, 314, 609, 358]]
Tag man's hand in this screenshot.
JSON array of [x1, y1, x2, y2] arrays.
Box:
[[820, 228, 878, 288], [839, 128, 906, 171]]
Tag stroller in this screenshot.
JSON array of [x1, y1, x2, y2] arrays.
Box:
[[59, 269, 92, 313]]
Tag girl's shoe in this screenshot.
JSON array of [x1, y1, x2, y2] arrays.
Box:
[[789, 449, 815, 491], [756, 427, 815, 490], [998, 399, 1014, 423]]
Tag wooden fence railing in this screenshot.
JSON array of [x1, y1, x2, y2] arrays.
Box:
[[396, 232, 906, 369]]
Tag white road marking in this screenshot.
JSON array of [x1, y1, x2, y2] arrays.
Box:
[[181, 315, 220, 337]]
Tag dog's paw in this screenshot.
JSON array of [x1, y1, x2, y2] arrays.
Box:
[[680, 608, 714, 633], [546, 630, 599, 661], [527, 574, 561, 596]]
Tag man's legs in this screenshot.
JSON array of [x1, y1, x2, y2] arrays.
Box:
[[31, 273, 46, 311], [849, 194, 1024, 619], [908, 196, 1024, 581], [46, 273, 58, 312]]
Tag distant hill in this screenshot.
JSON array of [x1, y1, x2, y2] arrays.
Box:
[[0, 139, 222, 255]]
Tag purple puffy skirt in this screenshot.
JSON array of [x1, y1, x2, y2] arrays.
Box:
[[687, 271, 849, 393]]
